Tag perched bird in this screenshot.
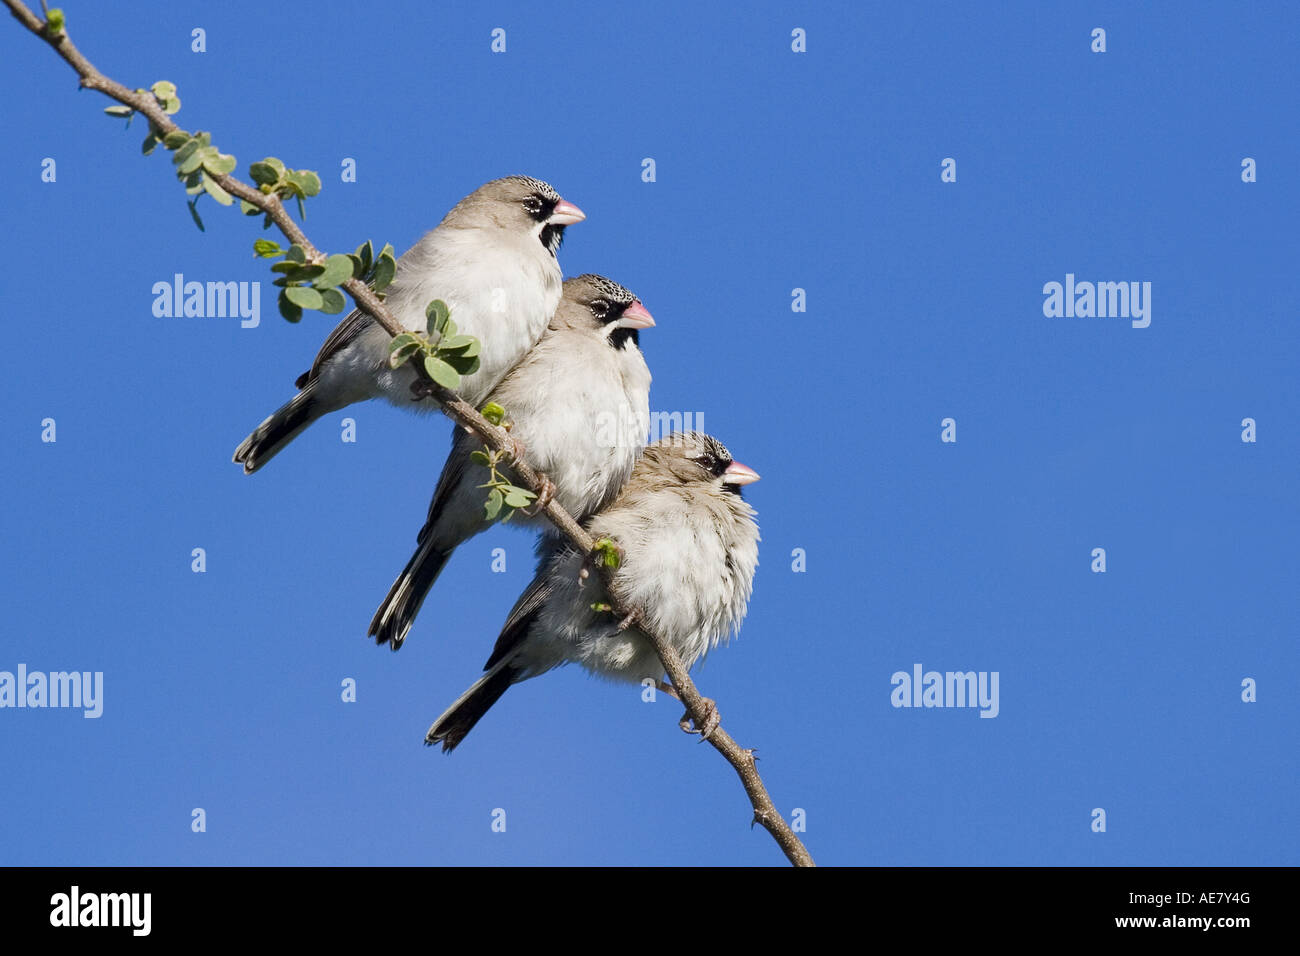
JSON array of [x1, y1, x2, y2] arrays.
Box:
[[370, 274, 655, 651], [233, 176, 584, 473], [426, 432, 760, 752]]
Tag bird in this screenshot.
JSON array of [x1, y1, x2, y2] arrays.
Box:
[[425, 431, 760, 752], [369, 273, 655, 651], [232, 176, 585, 474]]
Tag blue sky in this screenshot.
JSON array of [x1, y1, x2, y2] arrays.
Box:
[[1, 0, 1295, 866]]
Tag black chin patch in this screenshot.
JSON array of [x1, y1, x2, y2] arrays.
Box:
[[610, 327, 639, 350], [540, 224, 565, 256]]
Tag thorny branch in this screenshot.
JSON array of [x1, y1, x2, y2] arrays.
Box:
[[4, 0, 815, 867]]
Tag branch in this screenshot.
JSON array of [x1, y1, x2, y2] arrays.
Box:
[[5, 0, 814, 867]]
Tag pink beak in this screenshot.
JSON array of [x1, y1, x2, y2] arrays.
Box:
[[616, 300, 656, 330], [549, 199, 586, 226], [722, 461, 760, 486]]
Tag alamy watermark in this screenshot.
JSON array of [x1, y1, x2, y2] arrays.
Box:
[[594, 407, 704, 449], [152, 273, 261, 328], [0, 664, 103, 718], [891, 664, 999, 718], [1042, 273, 1151, 328]]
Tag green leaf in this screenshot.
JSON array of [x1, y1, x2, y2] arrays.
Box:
[[141, 133, 159, 155], [388, 334, 423, 367], [284, 264, 326, 282], [312, 254, 353, 289], [249, 161, 281, 186], [444, 353, 480, 376], [425, 299, 450, 335], [296, 194, 306, 221], [484, 488, 503, 521], [318, 288, 346, 314], [286, 244, 306, 263], [162, 130, 191, 149], [201, 172, 233, 205], [151, 81, 177, 99], [469, 450, 491, 467], [353, 240, 373, 276], [240, 199, 260, 216], [183, 170, 203, 194], [187, 198, 204, 232], [284, 285, 323, 310], [205, 152, 236, 176], [439, 334, 476, 351], [372, 252, 396, 292], [278, 290, 303, 322], [388, 344, 420, 368], [480, 402, 506, 426], [195, 131, 211, 147], [503, 489, 532, 509], [104, 105, 133, 118], [45, 8, 64, 35], [174, 139, 201, 170], [253, 239, 284, 258], [288, 169, 321, 197], [162, 97, 181, 115], [178, 151, 204, 175], [422, 355, 460, 389]]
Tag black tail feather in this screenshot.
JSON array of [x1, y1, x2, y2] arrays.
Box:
[[369, 539, 452, 650], [233, 381, 320, 474], [426, 661, 517, 752]]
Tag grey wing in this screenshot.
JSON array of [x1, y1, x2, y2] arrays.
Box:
[[295, 308, 375, 388], [417, 425, 474, 541], [483, 568, 559, 670]]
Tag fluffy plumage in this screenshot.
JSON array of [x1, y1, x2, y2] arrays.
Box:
[[426, 431, 760, 751], [370, 274, 654, 650], [233, 176, 583, 473]]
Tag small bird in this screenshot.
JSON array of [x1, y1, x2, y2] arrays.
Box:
[[370, 274, 655, 651], [233, 176, 584, 473], [426, 432, 760, 752]]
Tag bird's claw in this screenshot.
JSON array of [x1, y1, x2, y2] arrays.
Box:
[[522, 476, 556, 517], [501, 434, 527, 464], [678, 696, 720, 741], [409, 377, 439, 401]]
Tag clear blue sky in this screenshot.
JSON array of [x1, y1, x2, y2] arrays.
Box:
[[1, 0, 1295, 866]]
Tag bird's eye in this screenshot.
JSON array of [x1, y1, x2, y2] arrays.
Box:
[[695, 453, 726, 476], [522, 195, 543, 216], [590, 299, 609, 320]]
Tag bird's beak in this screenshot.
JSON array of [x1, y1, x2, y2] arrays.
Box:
[[722, 461, 760, 486], [549, 199, 586, 226], [616, 300, 656, 329]]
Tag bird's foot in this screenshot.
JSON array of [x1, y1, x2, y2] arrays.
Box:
[[501, 434, 527, 464], [679, 696, 720, 741], [521, 475, 556, 517], [409, 377, 439, 401], [656, 682, 719, 740]]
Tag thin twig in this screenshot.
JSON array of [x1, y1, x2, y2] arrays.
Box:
[[4, 0, 814, 867]]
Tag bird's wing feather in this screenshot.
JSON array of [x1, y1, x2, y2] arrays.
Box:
[[297, 308, 375, 387], [483, 570, 556, 670], [417, 427, 473, 541]]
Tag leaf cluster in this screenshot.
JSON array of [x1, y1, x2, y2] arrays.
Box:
[[387, 299, 482, 389], [466, 404, 537, 523], [252, 238, 397, 323]]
